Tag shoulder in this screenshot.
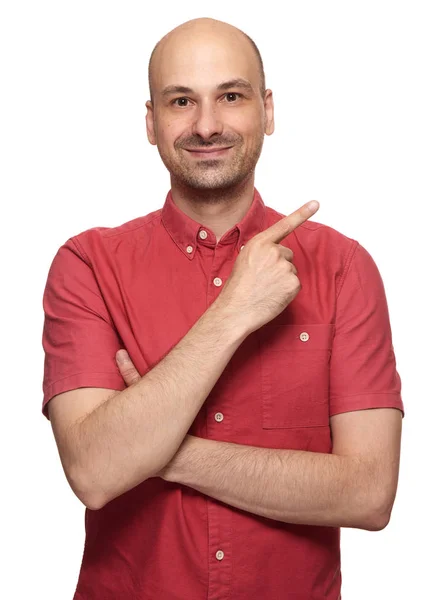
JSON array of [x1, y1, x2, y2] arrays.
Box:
[[65, 208, 162, 260], [264, 205, 359, 268]]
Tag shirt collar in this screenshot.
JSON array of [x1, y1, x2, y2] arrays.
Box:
[[161, 187, 267, 260]]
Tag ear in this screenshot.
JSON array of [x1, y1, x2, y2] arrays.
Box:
[[263, 89, 275, 136], [145, 100, 157, 145]]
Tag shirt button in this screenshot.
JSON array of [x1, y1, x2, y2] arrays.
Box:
[[213, 277, 222, 287], [216, 550, 225, 560], [199, 230, 208, 239], [215, 412, 224, 422], [186, 245, 193, 254], [300, 332, 310, 342]]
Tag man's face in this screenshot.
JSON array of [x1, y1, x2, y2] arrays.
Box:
[[146, 33, 274, 191]]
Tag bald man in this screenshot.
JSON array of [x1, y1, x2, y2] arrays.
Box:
[[42, 17, 404, 600]]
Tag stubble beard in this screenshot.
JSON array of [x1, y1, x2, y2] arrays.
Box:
[[163, 137, 264, 193]]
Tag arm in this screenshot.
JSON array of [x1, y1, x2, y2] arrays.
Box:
[[72, 301, 248, 510], [163, 436, 376, 529], [115, 358, 402, 531], [162, 407, 401, 532], [50, 204, 318, 510], [147, 241, 403, 528]]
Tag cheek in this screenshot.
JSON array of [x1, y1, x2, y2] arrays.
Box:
[[233, 112, 264, 141], [157, 124, 182, 153], [155, 112, 182, 139]]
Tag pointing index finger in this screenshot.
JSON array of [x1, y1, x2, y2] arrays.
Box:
[[259, 200, 320, 245]]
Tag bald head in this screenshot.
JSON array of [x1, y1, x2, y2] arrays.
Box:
[[148, 18, 266, 103]]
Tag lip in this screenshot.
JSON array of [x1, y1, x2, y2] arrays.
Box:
[[184, 146, 233, 157]]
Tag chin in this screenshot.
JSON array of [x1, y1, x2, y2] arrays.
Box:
[[182, 176, 244, 190]]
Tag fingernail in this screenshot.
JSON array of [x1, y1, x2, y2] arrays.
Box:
[[117, 350, 128, 363]]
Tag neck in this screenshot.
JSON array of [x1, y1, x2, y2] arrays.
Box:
[[169, 175, 256, 242]]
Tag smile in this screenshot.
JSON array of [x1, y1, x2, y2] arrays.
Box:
[[184, 147, 233, 158]]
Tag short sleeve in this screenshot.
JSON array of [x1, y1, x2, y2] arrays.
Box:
[[41, 237, 126, 420], [329, 241, 404, 418]]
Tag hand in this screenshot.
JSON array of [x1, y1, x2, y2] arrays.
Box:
[[115, 350, 171, 480], [213, 200, 320, 335]]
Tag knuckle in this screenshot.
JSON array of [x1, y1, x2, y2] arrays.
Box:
[[121, 367, 137, 379]]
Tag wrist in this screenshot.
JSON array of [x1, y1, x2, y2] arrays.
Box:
[[206, 298, 251, 343], [162, 434, 196, 482]]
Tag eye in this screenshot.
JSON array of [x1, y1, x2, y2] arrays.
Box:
[[224, 92, 241, 102], [172, 97, 191, 107]]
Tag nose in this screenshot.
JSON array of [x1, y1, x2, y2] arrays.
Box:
[[191, 100, 223, 140]]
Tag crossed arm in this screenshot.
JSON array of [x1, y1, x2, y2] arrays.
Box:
[[116, 353, 402, 531]]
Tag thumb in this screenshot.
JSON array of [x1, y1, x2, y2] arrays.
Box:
[[116, 350, 141, 386], [116, 349, 130, 364]]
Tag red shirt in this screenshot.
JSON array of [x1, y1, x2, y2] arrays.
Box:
[[42, 188, 404, 600]]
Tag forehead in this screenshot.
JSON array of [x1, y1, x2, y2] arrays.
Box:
[[152, 32, 259, 94]]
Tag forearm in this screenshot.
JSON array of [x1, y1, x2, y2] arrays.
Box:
[[73, 303, 248, 509], [166, 436, 385, 531]]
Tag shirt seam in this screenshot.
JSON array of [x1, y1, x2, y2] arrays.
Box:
[[67, 236, 119, 328], [70, 235, 91, 266], [336, 239, 359, 300], [330, 391, 401, 401], [69, 213, 160, 257], [44, 371, 122, 390], [102, 212, 160, 239]]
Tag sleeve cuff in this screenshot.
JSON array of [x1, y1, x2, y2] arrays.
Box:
[[330, 393, 405, 419], [42, 372, 127, 420]]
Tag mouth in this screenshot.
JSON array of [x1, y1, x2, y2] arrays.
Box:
[[184, 146, 233, 158]]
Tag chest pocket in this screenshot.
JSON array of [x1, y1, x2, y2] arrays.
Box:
[[257, 323, 334, 429]]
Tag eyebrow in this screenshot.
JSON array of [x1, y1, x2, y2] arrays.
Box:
[[160, 78, 255, 97]]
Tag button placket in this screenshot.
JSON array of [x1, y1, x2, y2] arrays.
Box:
[[205, 241, 234, 599]]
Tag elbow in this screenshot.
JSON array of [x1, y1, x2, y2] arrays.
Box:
[[67, 466, 106, 511], [362, 493, 395, 532], [85, 496, 105, 511], [79, 482, 110, 511], [363, 508, 391, 531], [68, 462, 163, 511], [82, 488, 106, 511]]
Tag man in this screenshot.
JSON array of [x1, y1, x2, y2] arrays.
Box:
[[41, 17, 404, 600]]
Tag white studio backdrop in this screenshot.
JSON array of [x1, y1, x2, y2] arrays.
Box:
[[1, 1, 444, 598]]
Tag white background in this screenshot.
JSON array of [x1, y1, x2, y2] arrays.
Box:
[[1, 1, 444, 598]]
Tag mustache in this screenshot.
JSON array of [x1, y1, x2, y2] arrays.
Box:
[[177, 137, 240, 149]]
